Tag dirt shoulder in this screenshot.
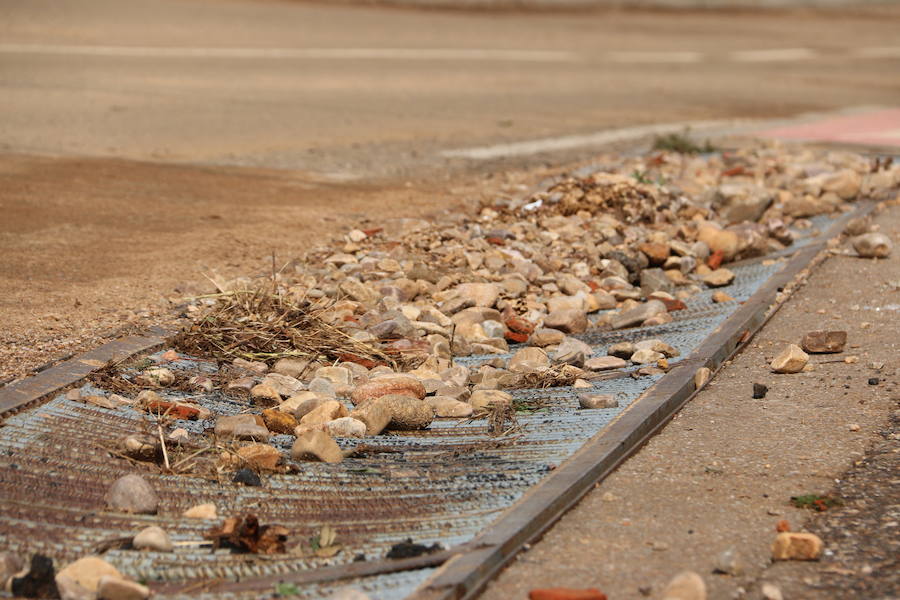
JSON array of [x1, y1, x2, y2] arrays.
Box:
[[480, 203, 900, 600], [0, 153, 542, 383]]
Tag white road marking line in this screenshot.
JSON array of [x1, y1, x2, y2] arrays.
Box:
[[0, 44, 578, 62], [606, 51, 703, 63], [730, 48, 818, 62], [441, 120, 730, 160], [851, 46, 900, 59]]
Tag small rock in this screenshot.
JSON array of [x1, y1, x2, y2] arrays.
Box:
[[233, 358, 268, 373], [351, 375, 426, 405], [299, 400, 349, 427], [454, 282, 501, 307], [822, 169, 862, 199], [250, 383, 282, 406], [578, 393, 618, 409], [262, 407, 298, 434], [379, 395, 433, 430], [848, 423, 860, 432], [97, 575, 150, 600], [643, 313, 674, 327], [698, 224, 739, 261], [529, 327, 566, 347], [760, 583, 783, 600], [662, 571, 706, 600], [273, 357, 309, 378], [610, 300, 667, 329], [543, 308, 589, 334], [770, 344, 809, 374], [552, 337, 593, 367], [236, 443, 282, 470], [702, 268, 735, 288], [630, 348, 664, 364], [640, 268, 674, 295], [584, 356, 627, 371], [132, 526, 173, 552], [752, 383, 768, 399], [225, 377, 256, 396], [852, 232, 892, 258], [232, 468, 262, 487], [426, 396, 474, 418], [291, 430, 344, 463], [868, 377, 879, 385], [508, 347, 551, 373], [325, 416, 368, 438], [215, 414, 270, 440], [349, 399, 393, 435], [183, 503, 217, 519], [712, 548, 742, 575], [286, 393, 328, 417], [57, 556, 122, 594], [715, 183, 772, 223], [711, 291, 734, 303], [105, 474, 158, 514], [168, 428, 190, 444], [262, 373, 306, 397], [771, 532, 823, 560], [608, 341, 636, 359], [469, 389, 513, 411], [800, 330, 847, 354], [634, 339, 679, 358], [694, 367, 711, 389]]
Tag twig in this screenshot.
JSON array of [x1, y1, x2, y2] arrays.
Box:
[[158, 424, 170, 471]]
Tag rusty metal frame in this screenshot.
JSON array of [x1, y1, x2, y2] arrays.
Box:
[[0, 327, 167, 418]]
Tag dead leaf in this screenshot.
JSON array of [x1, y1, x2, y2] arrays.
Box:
[[206, 514, 288, 554]]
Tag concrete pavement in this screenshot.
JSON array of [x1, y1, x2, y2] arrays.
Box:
[[1, 0, 899, 178]]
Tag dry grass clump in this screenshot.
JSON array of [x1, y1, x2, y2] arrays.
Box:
[[506, 365, 583, 389], [170, 287, 393, 367]]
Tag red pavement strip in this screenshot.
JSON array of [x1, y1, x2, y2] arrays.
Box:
[[757, 108, 900, 148]]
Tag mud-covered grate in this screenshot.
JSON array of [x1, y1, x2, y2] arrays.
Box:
[[0, 216, 837, 599]]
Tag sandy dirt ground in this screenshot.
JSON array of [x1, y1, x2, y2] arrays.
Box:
[[480, 203, 900, 599], [0, 154, 543, 383]]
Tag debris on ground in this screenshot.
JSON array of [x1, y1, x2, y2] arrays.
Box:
[[105, 474, 159, 514], [384, 538, 443, 560], [9, 554, 57, 599], [771, 532, 824, 561], [851, 232, 892, 258], [770, 344, 809, 374], [800, 330, 847, 353], [790, 494, 841, 512], [206, 514, 289, 554], [752, 383, 768, 399]]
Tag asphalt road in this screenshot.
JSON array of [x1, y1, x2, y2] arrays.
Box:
[[1, 0, 899, 178]]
